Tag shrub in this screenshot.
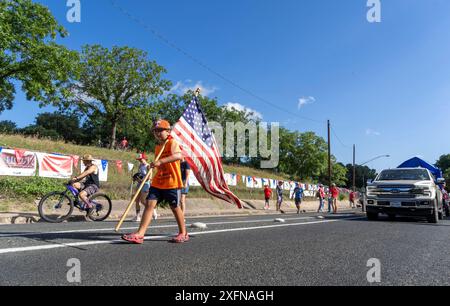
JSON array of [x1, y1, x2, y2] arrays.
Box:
[[0, 177, 65, 199]]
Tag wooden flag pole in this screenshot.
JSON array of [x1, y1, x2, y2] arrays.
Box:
[[115, 139, 169, 232]]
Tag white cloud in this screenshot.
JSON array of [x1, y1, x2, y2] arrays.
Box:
[[366, 128, 381, 136], [170, 80, 218, 97], [224, 102, 263, 121], [298, 96, 316, 109]]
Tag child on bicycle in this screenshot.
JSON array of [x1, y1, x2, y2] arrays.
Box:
[[122, 119, 188, 244], [70, 154, 100, 212]]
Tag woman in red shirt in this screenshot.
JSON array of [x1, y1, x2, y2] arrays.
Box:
[[330, 183, 339, 214]]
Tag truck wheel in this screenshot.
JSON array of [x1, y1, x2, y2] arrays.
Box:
[[387, 214, 396, 221], [367, 212, 378, 221], [427, 201, 439, 224]]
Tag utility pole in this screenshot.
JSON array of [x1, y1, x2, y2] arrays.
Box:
[[353, 144, 356, 192], [327, 120, 332, 190]]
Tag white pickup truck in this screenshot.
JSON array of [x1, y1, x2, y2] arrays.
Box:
[[365, 168, 445, 223]]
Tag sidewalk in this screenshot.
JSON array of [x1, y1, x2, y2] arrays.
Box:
[[0, 198, 359, 224]]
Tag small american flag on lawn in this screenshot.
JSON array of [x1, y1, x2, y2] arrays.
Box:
[[172, 97, 243, 208]]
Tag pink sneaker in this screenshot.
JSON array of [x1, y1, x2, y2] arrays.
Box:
[[171, 233, 189, 243]]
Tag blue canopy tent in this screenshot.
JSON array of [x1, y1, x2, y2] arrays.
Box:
[[398, 157, 443, 179]]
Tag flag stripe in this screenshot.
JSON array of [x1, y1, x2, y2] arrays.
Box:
[[173, 124, 235, 204], [174, 119, 225, 190], [175, 118, 232, 195], [171, 99, 242, 208]]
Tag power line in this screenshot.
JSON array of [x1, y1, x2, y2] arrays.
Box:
[[108, 0, 323, 125], [108, 1, 354, 155], [331, 127, 351, 149]]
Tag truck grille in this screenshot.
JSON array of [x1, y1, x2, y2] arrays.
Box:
[[377, 185, 415, 189], [377, 194, 415, 199], [376, 201, 418, 207]]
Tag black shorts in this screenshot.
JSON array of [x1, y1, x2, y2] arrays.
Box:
[[146, 187, 181, 208], [295, 198, 302, 206]]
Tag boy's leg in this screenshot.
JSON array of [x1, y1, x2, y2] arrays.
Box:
[[279, 199, 285, 213], [180, 194, 186, 214], [135, 194, 142, 215], [79, 190, 92, 208], [136, 200, 158, 236], [171, 206, 187, 236]]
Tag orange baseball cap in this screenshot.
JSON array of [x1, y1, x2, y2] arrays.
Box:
[[152, 119, 171, 130]]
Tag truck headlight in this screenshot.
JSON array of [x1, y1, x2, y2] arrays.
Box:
[[366, 186, 377, 196], [412, 187, 431, 196]]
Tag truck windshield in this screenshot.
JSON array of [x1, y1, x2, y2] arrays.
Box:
[[377, 169, 430, 181]]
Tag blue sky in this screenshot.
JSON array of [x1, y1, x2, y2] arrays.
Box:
[[1, 0, 450, 172]]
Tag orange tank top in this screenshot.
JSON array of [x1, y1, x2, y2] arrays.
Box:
[[151, 138, 183, 190]]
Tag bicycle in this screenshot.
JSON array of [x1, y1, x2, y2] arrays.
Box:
[[38, 183, 112, 223]]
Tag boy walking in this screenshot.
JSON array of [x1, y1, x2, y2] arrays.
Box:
[[276, 181, 285, 213], [122, 120, 188, 244], [317, 184, 325, 213], [292, 183, 304, 214]]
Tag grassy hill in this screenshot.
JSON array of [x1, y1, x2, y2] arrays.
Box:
[[0, 134, 293, 211]]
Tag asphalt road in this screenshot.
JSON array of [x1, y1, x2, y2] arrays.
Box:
[[0, 211, 449, 286]]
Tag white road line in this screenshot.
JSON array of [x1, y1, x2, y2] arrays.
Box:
[[0, 217, 363, 255], [0, 216, 315, 238]]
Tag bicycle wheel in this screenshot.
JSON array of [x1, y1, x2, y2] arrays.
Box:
[[87, 193, 112, 221], [38, 192, 74, 223]]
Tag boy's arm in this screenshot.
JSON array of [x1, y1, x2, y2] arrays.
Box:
[[73, 165, 97, 181], [151, 140, 183, 168]]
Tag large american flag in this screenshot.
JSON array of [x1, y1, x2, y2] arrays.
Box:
[[172, 97, 243, 208]]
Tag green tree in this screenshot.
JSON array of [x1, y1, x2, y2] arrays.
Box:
[[435, 154, 450, 173], [318, 158, 348, 187], [20, 124, 60, 140], [345, 164, 377, 189], [0, 0, 79, 114], [34, 112, 84, 144], [332, 162, 348, 186], [61, 45, 171, 149], [0, 120, 17, 134], [444, 169, 450, 190], [276, 129, 329, 181]]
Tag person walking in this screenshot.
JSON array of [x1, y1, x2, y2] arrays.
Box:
[[122, 119, 188, 244], [349, 191, 356, 209], [292, 183, 304, 214], [317, 184, 325, 213], [180, 158, 191, 216], [276, 181, 285, 213], [330, 183, 340, 214], [132, 153, 158, 222], [264, 185, 272, 210]]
